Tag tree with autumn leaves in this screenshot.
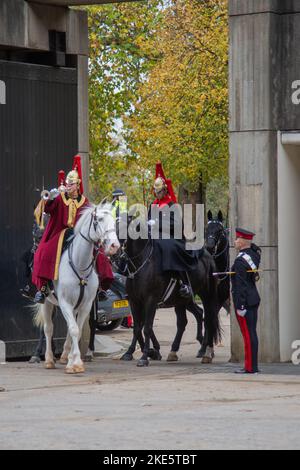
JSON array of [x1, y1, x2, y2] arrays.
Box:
[[88, 0, 228, 213]]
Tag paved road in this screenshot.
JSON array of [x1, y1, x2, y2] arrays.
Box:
[[0, 309, 299, 450]]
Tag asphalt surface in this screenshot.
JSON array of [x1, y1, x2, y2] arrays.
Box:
[[0, 309, 299, 450]]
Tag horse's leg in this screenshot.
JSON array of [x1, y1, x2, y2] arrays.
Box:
[[58, 300, 83, 373], [197, 325, 208, 358], [187, 302, 204, 346], [85, 302, 96, 362], [69, 304, 94, 373], [148, 329, 162, 361], [59, 333, 71, 365], [201, 296, 219, 364], [120, 334, 138, 361], [185, 302, 206, 358], [137, 299, 157, 367], [43, 301, 56, 369], [166, 305, 188, 362], [121, 301, 144, 361]]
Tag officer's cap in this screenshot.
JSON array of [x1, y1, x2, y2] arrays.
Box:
[[112, 188, 125, 197], [235, 227, 255, 240]]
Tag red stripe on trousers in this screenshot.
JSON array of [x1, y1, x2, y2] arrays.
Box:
[[236, 312, 253, 372]]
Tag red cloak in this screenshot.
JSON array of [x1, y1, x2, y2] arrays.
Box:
[[96, 249, 114, 290], [32, 193, 89, 287]]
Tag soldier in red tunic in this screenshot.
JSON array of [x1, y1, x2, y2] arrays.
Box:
[[148, 163, 196, 299], [32, 159, 90, 303]]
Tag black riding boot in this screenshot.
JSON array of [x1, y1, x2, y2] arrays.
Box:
[[34, 285, 48, 304], [178, 272, 193, 300], [20, 282, 37, 300]]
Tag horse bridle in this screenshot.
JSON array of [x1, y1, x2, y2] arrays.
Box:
[[114, 237, 154, 280], [79, 209, 115, 246], [68, 209, 116, 308], [206, 221, 230, 281], [206, 221, 229, 257]]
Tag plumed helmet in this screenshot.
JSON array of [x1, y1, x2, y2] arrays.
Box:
[[153, 177, 167, 191], [66, 170, 81, 186]]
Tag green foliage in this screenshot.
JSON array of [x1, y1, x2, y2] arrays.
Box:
[[87, 0, 229, 207], [127, 0, 229, 198], [206, 176, 229, 224], [87, 1, 163, 202]]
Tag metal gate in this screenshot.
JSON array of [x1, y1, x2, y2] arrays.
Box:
[[0, 60, 78, 358]]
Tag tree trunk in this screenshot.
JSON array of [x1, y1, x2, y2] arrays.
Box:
[[178, 179, 206, 236]]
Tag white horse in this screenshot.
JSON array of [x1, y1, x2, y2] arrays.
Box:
[[35, 203, 120, 374]]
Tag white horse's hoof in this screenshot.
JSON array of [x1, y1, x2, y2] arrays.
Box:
[[59, 357, 68, 365], [73, 364, 85, 373], [45, 361, 56, 369], [65, 365, 85, 374], [167, 351, 178, 362]]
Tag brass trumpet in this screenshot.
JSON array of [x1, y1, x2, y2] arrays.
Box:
[[41, 189, 50, 200], [40, 187, 64, 201]]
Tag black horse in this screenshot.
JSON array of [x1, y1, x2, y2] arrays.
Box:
[[164, 211, 230, 361], [206, 210, 230, 313], [120, 216, 221, 367]]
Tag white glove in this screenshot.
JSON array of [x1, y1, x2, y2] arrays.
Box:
[[49, 188, 60, 200], [237, 309, 247, 317], [148, 219, 156, 226]]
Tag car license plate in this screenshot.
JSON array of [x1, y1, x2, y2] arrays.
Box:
[[113, 300, 129, 308]]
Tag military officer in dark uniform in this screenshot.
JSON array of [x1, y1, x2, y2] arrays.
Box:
[[231, 228, 261, 374]]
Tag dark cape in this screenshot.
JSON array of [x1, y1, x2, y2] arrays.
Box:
[[149, 197, 201, 273]]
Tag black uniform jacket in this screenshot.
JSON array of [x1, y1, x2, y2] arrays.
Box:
[[231, 243, 261, 310]]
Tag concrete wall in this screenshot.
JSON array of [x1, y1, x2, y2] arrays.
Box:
[[229, 1, 300, 361], [278, 132, 300, 361]]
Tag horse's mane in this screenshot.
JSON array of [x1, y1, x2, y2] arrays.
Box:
[[74, 202, 112, 235]]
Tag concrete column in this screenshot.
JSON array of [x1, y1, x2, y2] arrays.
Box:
[[229, 1, 300, 362]]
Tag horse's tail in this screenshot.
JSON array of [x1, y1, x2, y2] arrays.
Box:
[[32, 304, 45, 328], [209, 260, 222, 345]]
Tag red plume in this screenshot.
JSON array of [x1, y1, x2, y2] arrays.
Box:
[[155, 162, 177, 203], [73, 154, 84, 194], [58, 170, 65, 188]]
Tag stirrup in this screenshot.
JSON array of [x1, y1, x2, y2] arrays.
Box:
[[179, 283, 193, 300], [34, 291, 46, 304]]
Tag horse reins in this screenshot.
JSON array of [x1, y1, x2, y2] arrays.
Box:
[[124, 238, 154, 280], [68, 210, 114, 309]]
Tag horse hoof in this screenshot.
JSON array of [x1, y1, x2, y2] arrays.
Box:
[[196, 350, 204, 358], [45, 361, 56, 369], [167, 352, 178, 362], [201, 356, 212, 364], [65, 366, 75, 374], [137, 359, 149, 367], [84, 355, 93, 363], [73, 364, 85, 373], [148, 350, 162, 361], [153, 352, 162, 361], [59, 357, 68, 365], [120, 353, 133, 361]]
